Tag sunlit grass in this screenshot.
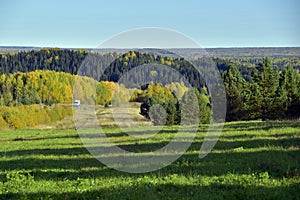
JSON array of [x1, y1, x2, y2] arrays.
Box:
[[0, 121, 299, 199]]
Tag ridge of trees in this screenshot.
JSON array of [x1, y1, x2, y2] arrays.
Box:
[[0, 48, 88, 74], [1, 48, 299, 89]]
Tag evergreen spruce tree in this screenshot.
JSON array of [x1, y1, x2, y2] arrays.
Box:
[[280, 65, 300, 118], [252, 58, 280, 120], [222, 64, 246, 121]]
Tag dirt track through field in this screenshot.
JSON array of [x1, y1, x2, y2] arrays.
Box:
[[97, 104, 152, 127]]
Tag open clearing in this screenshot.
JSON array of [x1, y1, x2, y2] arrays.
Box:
[[0, 121, 299, 199]]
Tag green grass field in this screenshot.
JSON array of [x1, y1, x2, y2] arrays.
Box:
[[0, 121, 299, 199]]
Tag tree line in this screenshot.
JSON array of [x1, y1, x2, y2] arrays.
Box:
[[0, 48, 88, 74], [0, 49, 223, 92], [0, 69, 190, 109], [0, 70, 131, 106], [139, 57, 300, 125], [1, 48, 299, 78], [0, 49, 299, 124]]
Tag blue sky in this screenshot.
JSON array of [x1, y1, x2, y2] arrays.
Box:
[[0, 0, 299, 48]]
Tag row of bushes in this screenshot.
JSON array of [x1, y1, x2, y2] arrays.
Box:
[[0, 105, 73, 129]]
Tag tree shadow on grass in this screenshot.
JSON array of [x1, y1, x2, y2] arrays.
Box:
[[0, 182, 299, 200], [0, 147, 298, 181], [0, 122, 299, 183], [1, 135, 298, 157], [222, 121, 300, 132], [0, 134, 79, 143]]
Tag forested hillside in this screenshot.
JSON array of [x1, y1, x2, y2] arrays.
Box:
[[1, 48, 299, 79], [0, 48, 88, 74], [0, 70, 128, 106], [0, 48, 299, 126], [0, 49, 207, 90]]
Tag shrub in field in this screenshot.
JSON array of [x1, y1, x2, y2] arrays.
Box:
[[0, 105, 73, 129], [46, 105, 73, 122], [23, 105, 51, 126], [0, 108, 26, 129], [0, 115, 8, 129]]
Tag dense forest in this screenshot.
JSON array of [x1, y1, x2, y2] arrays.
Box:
[[0, 49, 207, 90], [223, 58, 300, 121], [0, 48, 299, 127], [138, 58, 300, 125], [0, 70, 136, 106], [0, 48, 88, 74], [1, 48, 300, 76]]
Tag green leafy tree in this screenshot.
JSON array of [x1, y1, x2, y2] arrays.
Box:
[[139, 84, 179, 126]]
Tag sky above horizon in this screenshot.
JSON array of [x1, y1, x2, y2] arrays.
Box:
[[0, 0, 299, 48]]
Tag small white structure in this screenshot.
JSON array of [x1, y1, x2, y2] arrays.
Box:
[[74, 100, 81, 106]]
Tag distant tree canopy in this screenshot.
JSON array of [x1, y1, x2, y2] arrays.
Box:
[[1, 48, 299, 88], [0, 49, 209, 92], [99, 51, 207, 92], [0, 48, 88, 74]]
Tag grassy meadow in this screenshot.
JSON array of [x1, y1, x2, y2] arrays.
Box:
[[0, 120, 299, 199]]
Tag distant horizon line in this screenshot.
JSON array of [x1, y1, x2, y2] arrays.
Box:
[[1, 45, 300, 49]]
